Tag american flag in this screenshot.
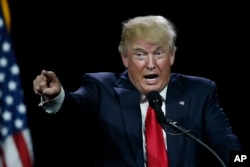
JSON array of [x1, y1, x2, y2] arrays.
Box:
[[0, 4, 34, 167]]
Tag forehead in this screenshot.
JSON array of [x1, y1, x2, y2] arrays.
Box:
[[130, 40, 167, 51]]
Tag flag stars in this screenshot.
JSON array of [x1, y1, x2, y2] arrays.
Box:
[[3, 110, 12, 121], [0, 57, 7, 67], [4, 95, 13, 105], [1, 127, 8, 137], [15, 118, 24, 129], [8, 80, 17, 91], [2, 41, 11, 52], [18, 103, 26, 114], [10, 64, 19, 75], [0, 9, 33, 163]]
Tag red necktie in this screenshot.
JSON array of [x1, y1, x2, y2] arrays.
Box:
[[145, 106, 169, 167]]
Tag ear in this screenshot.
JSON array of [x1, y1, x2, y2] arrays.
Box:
[[121, 54, 128, 68], [170, 49, 176, 66]]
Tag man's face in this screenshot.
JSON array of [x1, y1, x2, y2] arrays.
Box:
[[121, 40, 175, 95]]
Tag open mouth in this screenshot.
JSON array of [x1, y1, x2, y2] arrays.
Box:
[[144, 74, 159, 79], [144, 74, 159, 84]]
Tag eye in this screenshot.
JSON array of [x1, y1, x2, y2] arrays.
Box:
[[136, 52, 144, 57], [134, 52, 146, 60], [155, 51, 164, 58]]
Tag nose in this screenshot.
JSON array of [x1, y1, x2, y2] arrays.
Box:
[[146, 55, 156, 70]]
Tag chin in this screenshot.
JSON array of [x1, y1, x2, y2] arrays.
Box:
[[145, 87, 159, 93]]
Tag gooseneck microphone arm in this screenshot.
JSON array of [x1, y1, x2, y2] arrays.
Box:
[[165, 119, 227, 167], [147, 91, 227, 167]]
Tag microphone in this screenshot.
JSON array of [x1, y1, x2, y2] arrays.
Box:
[[147, 91, 166, 128], [147, 90, 227, 167]]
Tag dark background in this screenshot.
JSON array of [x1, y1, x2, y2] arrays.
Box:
[[7, 1, 249, 166]]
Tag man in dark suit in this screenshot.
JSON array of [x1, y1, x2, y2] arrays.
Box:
[[33, 15, 241, 167]]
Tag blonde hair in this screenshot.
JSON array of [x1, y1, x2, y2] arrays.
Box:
[[118, 15, 177, 55]]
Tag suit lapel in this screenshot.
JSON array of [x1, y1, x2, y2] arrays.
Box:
[[113, 71, 144, 167]]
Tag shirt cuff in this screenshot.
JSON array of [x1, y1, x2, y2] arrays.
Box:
[[38, 87, 65, 114]]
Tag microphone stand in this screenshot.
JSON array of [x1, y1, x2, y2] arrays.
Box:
[[158, 116, 227, 167], [147, 91, 227, 167]]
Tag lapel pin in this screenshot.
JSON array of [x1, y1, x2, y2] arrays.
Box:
[[179, 101, 185, 105]]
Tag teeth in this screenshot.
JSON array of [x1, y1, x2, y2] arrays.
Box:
[[145, 78, 158, 84], [144, 74, 158, 84], [146, 78, 156, 80]]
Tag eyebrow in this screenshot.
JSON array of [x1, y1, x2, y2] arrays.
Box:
[[133, 46, 164, 52]]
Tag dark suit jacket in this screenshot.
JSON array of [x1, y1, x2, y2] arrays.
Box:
[[61, 70, 241, 167]]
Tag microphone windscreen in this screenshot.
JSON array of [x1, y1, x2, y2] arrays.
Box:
[[147, 91, 162, 107]]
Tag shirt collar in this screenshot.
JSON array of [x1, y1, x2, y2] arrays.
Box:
[[159, 86, 167, 102]]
